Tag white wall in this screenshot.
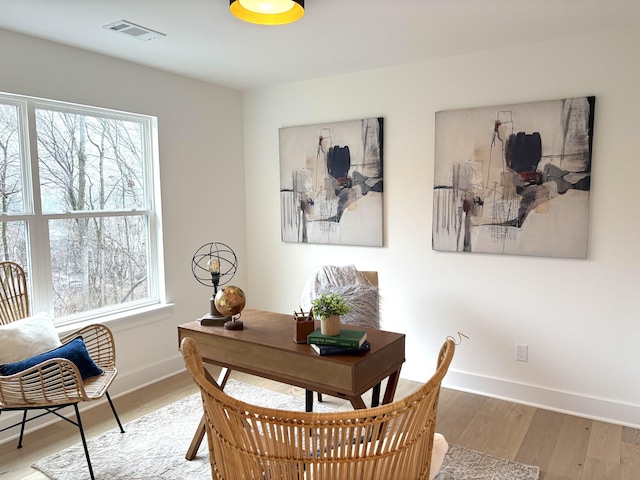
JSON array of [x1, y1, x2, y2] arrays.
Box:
[[242, 26, 640, 428], [0, 28, 247, 435]]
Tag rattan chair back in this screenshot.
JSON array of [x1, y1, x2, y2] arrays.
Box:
[[0, 261, 30, 325], [181, 336, 455, 480], [0, 261, 124, 480]]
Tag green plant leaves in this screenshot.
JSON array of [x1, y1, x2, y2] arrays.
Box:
[[311, 293, 352, 320]]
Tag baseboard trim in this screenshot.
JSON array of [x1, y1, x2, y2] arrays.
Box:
[[443, 369, 640, 429], [107, 355, 185, 399]]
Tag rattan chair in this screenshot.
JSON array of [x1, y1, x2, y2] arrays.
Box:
[[0, 261, 30, 323], [181, 335, 455, 480], [0, 261, 124, 480]]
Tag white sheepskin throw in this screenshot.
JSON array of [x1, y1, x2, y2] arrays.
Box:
[[300, 264, 379, 329], [430, 433, 449, 480]]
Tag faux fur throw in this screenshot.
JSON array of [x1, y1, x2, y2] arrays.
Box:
[[300, 264, 379, 329]]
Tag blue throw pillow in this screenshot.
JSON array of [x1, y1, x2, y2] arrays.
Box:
[[0, 337, 103, 380]]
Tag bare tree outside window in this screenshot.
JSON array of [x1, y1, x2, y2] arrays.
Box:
[[0, 103, 27, 268]]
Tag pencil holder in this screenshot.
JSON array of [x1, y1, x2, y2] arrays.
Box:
[[293, 310, 315, 343]]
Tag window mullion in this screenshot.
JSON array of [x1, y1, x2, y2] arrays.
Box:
[[146, 118, 162, 303], [24, 100, 53, 315]]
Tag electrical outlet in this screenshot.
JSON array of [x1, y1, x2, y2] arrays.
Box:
[[516, 343, 528, 362]]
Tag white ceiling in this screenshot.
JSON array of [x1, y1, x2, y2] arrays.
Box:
[[1, 0, 638, 91]]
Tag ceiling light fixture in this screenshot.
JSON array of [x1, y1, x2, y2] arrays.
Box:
[[229, 0, 304, 25]]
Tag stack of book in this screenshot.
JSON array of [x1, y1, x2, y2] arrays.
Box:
[[307, 328, 370, 356]]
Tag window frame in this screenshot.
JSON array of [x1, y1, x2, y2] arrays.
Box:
[[0, 92, 166, 326]]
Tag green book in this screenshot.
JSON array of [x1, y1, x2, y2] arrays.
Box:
[[307, 328, 367, 348]]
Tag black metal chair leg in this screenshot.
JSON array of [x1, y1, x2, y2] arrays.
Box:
[[305, 389, 313, 412], [17, 409, 27, 448], [371, 382, 381, 407], [73, 403, 95, 480], [105, 392, 125, 433], [317, 392, 323, 402]]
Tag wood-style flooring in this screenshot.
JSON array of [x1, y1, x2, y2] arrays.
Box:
[[1, 367, 638, 480]]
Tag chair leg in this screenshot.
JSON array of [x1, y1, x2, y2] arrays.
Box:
[[73, 403, 95, 480], [105, 391, 125, 433], [306, 391, 325, 408], [371, 382, 381, 408], [305, 389, 313, 412], [17, 409, 27, 448]]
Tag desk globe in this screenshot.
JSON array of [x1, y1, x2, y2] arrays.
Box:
[[215, 285, 246, 330]]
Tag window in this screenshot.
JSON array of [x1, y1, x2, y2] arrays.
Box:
[[0, 92, 164, 324]]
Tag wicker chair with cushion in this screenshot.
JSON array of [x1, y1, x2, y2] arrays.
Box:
[[0, 261, 124, 480], [181, 335, 455, 480]]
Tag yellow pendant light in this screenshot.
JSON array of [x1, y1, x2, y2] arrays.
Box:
[[230, 0, 305, 25]]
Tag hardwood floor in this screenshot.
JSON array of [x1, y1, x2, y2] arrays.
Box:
[[434, 387, 640, 480], [1, 368, 638, 480]]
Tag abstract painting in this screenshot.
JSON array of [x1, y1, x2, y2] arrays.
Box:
[[280, 118, 383, 246], [433, 96, 595, 258]]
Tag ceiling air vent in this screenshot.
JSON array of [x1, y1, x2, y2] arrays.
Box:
[[102, 20, 165, 41]]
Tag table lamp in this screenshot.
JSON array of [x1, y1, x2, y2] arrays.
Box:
[[191, 242, 238, 326]]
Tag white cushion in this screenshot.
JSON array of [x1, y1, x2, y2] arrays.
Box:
[[429, 433, 449, 480], [0, 312, 62, 364]]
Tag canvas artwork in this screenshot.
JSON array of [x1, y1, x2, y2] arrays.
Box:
[[432, 96, 595, 258], [279, 118, 383, 246]]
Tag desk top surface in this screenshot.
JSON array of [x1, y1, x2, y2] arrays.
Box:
[[177, 308, 405, 397], [178, 308, 404, 362]]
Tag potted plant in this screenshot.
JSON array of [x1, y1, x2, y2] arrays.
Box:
[[311, 292, 352, 336]]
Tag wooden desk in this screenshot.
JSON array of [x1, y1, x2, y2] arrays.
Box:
[[177, 308, 405, 460]]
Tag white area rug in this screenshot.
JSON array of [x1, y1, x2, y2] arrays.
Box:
[[434, 444, 539, 479], [33, 380, 539, 480]]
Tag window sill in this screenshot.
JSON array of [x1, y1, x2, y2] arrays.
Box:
[[56, 303, 174, 336]]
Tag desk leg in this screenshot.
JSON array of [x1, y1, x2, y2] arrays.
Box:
[[214, 367, 231, 389], [345, 368, 402, 410], [367, 369, 402, 443], [185, 367, 231, 461], [346, 368, 400, 410], [382, 368, 401, 405], [185, 415, 206, 460], [348, 396, 367, 410]]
